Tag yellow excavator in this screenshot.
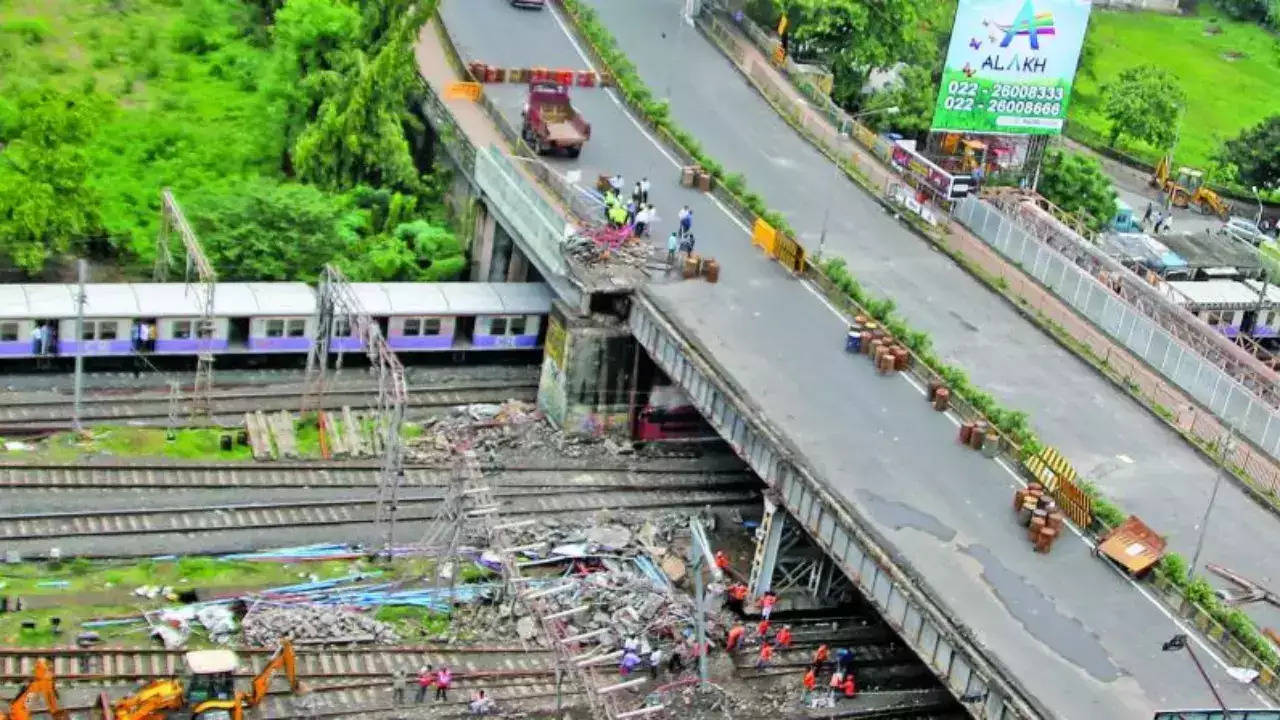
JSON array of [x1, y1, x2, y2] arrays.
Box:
[[101, 640, 301, 720], [1151, 154, 1231, 220], [2, 660, 67, 720]]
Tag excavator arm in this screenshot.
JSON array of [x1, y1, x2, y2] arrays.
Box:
[[248, 639, 298, 707], [2, 660, 66, 720]]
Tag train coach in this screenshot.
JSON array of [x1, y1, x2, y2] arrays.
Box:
[[0, 281, 553, 360]]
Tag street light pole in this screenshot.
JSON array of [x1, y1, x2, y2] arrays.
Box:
[[817, 106, 899, 261], [1163, 634, 1230, 716], [1191, 425, 1236, 574], [1253, 186, 1264, 227]]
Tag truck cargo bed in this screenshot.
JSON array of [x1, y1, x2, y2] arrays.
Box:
[[546, 121, 584, 144]]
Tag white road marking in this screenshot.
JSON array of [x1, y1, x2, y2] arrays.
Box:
[[537, 3, 1271, 702]]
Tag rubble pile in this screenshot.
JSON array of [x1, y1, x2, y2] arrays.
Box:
[[564, 232, 653, 268], [406, 400, 659, 464], [241, 605, 400, 646], [450, 512, 734, 649], [665, 682, 797, 720]]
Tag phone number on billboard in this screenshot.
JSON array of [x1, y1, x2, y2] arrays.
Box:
[[942, 96, 1062, 116], [945, 81, 1066, 101]]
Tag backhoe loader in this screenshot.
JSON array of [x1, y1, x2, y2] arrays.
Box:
[[102, 640, 300, 720], [2, 660, 66, 720]]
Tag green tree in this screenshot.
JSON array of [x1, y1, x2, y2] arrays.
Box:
[[1037, 149, 1118, 232], [292, 3, 433, 196], [1218, 115, 1280, 190], [863, 65, 937, 137], [1101, 64, 1185, 149], [186, 179, 354, 280], [0, 83, 105, 275], [782, 0, 934, 109]]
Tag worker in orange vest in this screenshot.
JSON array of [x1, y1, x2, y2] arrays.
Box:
[[755, 642, 773, 669], [726, 583, 748, 615], [842, 672, 857, 699], [775, 625, 792, 648], [812, 644, 829, 670], [726, 624, 745, 651], [802, 667, 816, 701], [756, 618, 771, 640], [714, 550, 730, 573]]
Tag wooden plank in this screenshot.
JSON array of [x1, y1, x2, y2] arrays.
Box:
[[343, 407, 365, 457], [245, 412, 272, 461], [272, 410, 299, 459], [254, 411, 277, 460]]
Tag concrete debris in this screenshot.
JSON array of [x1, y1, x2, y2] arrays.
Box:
[[584, 524, 632, 549], [195, 605, 237, 644], [242, 605, 400, 646], [515, 616, 538, 641]]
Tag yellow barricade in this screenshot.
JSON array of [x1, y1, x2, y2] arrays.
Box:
[[445, 82, 482, 101], [752, 218, 777, 257], [775, 234, 806, 274]]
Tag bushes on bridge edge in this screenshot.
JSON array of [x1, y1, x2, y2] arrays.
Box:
[[553, 0, 1280, 678]]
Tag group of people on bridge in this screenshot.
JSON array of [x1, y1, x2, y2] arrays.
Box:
[[600, 172, 696, 272]]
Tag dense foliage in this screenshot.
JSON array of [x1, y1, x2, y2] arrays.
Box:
[[1219, 115, 1280, 191], [1210, 0, 1280, 30], [1101, 64, 1185, 150], [0, 0, 462, 282], [741, 0, 953, 138], [1037, 149, 1118, 232]]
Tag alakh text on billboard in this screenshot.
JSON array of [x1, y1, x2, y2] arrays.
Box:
[[931, 0, 1093, 135]]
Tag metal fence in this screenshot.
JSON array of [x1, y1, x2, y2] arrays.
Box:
[[956, 198, 1280, 463]]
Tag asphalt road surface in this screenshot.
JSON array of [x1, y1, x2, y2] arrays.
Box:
[[438, 0, 1277, 716]]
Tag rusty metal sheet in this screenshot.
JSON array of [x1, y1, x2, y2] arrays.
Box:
[[1097, 516, 1165, 576]]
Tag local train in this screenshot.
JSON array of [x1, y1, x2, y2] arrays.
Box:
[[0, 281, 554, 360]]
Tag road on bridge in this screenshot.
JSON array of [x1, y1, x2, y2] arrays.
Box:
[[432, 1, 1274, 716]]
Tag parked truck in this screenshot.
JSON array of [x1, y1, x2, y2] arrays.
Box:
[[521, 81, 590, 158]]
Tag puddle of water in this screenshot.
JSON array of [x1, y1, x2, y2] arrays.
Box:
[[963, 544, 1124, 682], [856, 490, 956, 542]]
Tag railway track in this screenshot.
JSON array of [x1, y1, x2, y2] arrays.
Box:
[[0, 485, 758, 541], [0, 380, 538, 431], [0, 461, 753, 490]]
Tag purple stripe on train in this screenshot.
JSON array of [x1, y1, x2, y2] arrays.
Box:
[[0, 341, 30, 357], [388, 335, 456, 350], [58, 340, 135, 355], [154, 339, 230, 353], [471, 334, 538, 349], [248, 337, 312, 352]]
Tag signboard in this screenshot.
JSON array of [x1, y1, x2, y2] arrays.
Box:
[[931, 0, 1093, 135], [890, 142, 973, 200]]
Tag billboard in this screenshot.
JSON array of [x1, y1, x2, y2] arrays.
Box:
[[931, 0, 1093, 135]]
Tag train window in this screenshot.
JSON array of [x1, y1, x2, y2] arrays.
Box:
[[333, 318, 351, 337], [173, 320, 193, 339], [509, 317, 527, 336], [286, 319, 306, 337], [489, 317, 508, 335], [403, 318, 421, 337], [197, 320, 214, 339], [81, 322, 96, 341], [98, 322, 118, 341], [265, 319, 285, 338], [0, 322, 17, 341], [423, 318, 442, 336]]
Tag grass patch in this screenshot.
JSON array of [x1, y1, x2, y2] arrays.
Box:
[[375, 605, 451, 638], [1069, 6, 1280, 174], [0, 556, 366, 647], [2, 426, 254, 462]]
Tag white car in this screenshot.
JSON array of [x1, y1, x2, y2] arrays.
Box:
[[1222, 217, 1270, 247]]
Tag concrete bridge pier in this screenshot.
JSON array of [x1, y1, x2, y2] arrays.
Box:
[[470, 200, 533, 283], [535, 301, 639, 439]]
